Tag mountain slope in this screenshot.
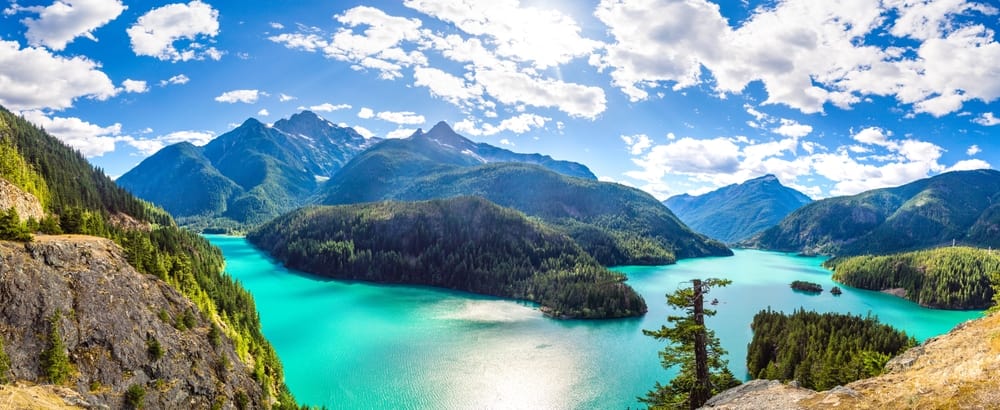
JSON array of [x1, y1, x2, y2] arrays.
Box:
[[0, 106, 298, 408], [664, 175, 812, 243], [118, 111, 379, 226], [744, 169, 1000, 255], [249, 196, 646, 319], [321, 132, 731, 265]]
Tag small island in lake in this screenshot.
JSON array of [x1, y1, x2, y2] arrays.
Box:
[[790, 280, 823, 293], [247, 196, 647, 319], [830, 286, 843, 295]]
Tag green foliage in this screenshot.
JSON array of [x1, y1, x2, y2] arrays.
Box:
[[0, 334, 11, 384], [641, 279, 740, 409], [827, 246, 1000, 309], [664, 175, 811, 243], [41, 310, 73, 385], [0, 134, 49, 209], [249, 197, 647, 319], [747, 308, 916, 390], [146, 336, 163, 361], [125, 383, 146, 409], [748, 169, 1000, 254], [323, 146, 732, 266], [208, 324, 221, 348], [0, 207, 32, 242], [0, 106, 297, 405], [790, 280, 822, 293]]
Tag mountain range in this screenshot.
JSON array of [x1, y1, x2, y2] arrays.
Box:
[[319, 121, 730, 265], [664, 174, 812, 243], [744, 169, 1000, 255]]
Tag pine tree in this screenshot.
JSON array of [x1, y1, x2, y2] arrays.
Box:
[[640, 278, 740, 409], [41, 310, 73, 384], [0, 334, 11, 384]]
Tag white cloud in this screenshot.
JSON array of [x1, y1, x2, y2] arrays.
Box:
[[0, 40, 117, 111], [352, 125, 374, 139], [121, 79, 148, 93], [305, 103, 351, 112], [621, 134, 653, 155], [257, 109, 269, 116], [376, 110, 425, 125], [214, 89, 263, 104], [452, 113, 549, 136], [413, 66, 483, 106], [499, 138, 513, 146], [403, 0, 600, 69], [269, 22, 284, 30], [123, 130, 215, 156], [127, 0, 221, 62], [773, 119, 812, 138], [357, 107, 374, 119], [475, 68, 606, 118], [973, 112, 1000, 126], [16, 0, 125, 51], [386, 128, 417, 139], [594, 0, 1000, 116], [967, 144, 981, 155], [946, 158, 991, 172], [20, 110, 123, 157], [159, 74, 189, 86], [278, 93, 296, 102]]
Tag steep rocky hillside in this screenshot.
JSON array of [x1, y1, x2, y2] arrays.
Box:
[[0, 236, 265, 409], [0, 177, 44, 221], [702, 312, 1000, 409]]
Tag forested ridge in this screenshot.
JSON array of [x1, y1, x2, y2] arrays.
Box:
[[248, 196, 647, 319], [747, 309, 916, 391], [826, 246, 1000, 310], [0, 107, 301, 408]]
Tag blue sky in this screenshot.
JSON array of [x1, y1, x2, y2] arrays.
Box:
[[1, 0, 998, 199]]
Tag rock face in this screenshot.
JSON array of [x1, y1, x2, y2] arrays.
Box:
[[0, 177, 44, 221], [703, 312, 1000, 409], [0, 236, 265, 409]]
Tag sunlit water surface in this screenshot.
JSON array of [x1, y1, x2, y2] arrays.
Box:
[[207, 235, 981, 409]]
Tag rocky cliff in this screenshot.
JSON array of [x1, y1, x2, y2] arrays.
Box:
[[702, 312, 1000, 409], [0, 177, 44, 221], [0, 235, 265, 409]]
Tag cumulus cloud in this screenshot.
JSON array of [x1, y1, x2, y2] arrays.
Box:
[[621, 134, 653, 155], [20, 110, 123, 157], [123, 130, 215, 156], [475, 69, 606, 118], [357, 107, 374, 119], [352, 125, 374, 139], [453, 113, 549, 136], [305, 103, 351, 112], [946, 158, 992, 172], [593, 0, 1000, 116], [967, 144, 981, 155], [127, 0, 221, 62], [278, 93, 296, 102], [16, 0, 125, 51], [214, 89, 263, 104], [973, 112, 1000, 126], [386, 128, 417, 139], [375, 110, 425, 125], [257, 109, 269, 116], [121, 79, 148, 93], [0, 40, 117, 111], [622, 124, 958, 199], [773, 119, 813, 138], [413, 66, 483, 106], [159, 74, 189, 86]]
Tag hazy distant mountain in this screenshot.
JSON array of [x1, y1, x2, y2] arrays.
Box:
[[664, 174, 812, 243], [743, 169, 1000, 255], [118, 111, 378, 225], [319, 122, 731, 266]]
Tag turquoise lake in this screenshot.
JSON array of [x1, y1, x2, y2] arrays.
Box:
[[207, 235, 982, 409]]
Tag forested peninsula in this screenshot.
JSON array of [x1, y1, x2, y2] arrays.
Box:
[[826, 247, 1000, 310], [248, 196, 647, 319]]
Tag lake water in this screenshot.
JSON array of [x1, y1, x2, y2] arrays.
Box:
[[207, 235, 982, 409]]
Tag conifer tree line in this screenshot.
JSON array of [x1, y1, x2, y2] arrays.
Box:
[[0, 108, 305, 408], [827, 246, 1000, 309], [249, 197, 647, 319]]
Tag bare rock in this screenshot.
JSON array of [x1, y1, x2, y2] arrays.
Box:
[[700, 380, 813, 409], [0, 236, 266, 409], [0, 177, 44, 221]]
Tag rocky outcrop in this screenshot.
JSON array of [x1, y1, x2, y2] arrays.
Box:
[[704, 312, 1000, 409], [0, 177, 44, 221], [0, 235, 265, 409]]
